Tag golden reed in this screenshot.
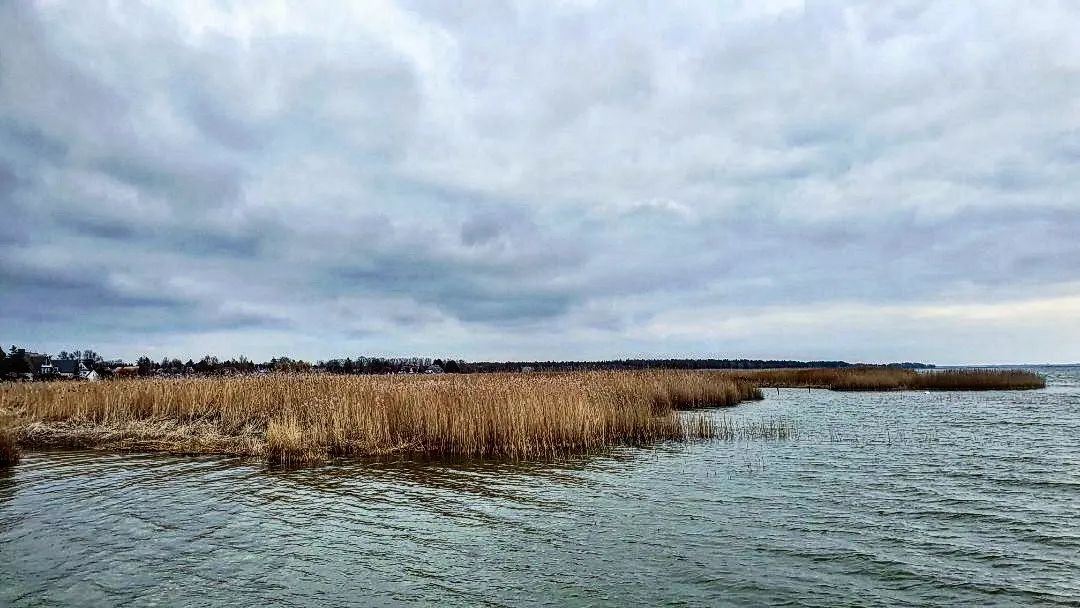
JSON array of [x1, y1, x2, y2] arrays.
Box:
[[723, 368, 1045, 391], [1, 371, 762, 465]]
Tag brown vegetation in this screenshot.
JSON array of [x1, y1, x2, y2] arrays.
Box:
[[724, 367, 1045, 391], [0, 371, 762, 464], [0, 427, 20, 466]]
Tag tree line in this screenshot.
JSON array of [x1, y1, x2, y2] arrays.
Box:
[[136, 355, 463, 376], [461, 358, 934, 373], [2, 344, 932, 380]]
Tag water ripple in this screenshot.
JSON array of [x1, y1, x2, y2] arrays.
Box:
[[3, 367, 1080, 606]]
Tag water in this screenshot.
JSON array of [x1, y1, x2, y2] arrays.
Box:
[[2, 367, 1078, 607]]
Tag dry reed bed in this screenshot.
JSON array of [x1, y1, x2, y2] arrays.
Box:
[[724, 368, 1045, 391], [0, 371, 762, 465]]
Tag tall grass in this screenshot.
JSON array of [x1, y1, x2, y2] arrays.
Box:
[[909, 369, 1046, 391], [1, 371, 762, 464], [725, 368, 1045, 391], [714, 416, 799, 440]]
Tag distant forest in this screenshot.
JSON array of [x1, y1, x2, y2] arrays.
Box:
[[463, 359, 935, 373]]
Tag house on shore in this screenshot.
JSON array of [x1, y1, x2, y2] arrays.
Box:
[[51, 359, 100, 381], [6, 349, 52, 377], [4, 350, 100, 381]]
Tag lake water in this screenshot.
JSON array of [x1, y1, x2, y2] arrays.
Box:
[[2, 367, 1078, 606]]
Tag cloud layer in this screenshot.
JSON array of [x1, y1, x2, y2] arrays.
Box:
[[2, 0, 1079, 364]]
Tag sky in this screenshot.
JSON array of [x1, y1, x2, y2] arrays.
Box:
[[2, 0, 1079, 365]]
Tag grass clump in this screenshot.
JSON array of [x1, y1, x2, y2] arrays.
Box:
[[644, 373, 762, 410], [910, 369, 1045, 390], [0, 371, 762, 464], [265, 418, 322, 466], [715, 416, 800, 440], [0, 427, 20, 466]]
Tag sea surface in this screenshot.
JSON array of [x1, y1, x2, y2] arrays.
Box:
[[2, 366, 1078, 607]]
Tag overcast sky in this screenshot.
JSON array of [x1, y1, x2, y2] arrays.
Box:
[[2, 1, 1079, 364]]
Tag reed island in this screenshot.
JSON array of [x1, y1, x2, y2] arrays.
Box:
[[1, 371, 761, 465]]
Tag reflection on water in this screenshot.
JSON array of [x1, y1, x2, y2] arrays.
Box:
[[2, 366, 1079, 606]]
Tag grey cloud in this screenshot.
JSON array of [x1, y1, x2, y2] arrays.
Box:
[[57, 215, 139, 242], [0, 162, 15, 198], [0, 252, 292, 339], [94, 156, 244, 209], [333, 246, 581, 325], [0, 120, 69, 164], [1, 0, 1079, 362], [460, 206, 535, 246], [186, 98, 264, 151], [0, 262, 187, 321]]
